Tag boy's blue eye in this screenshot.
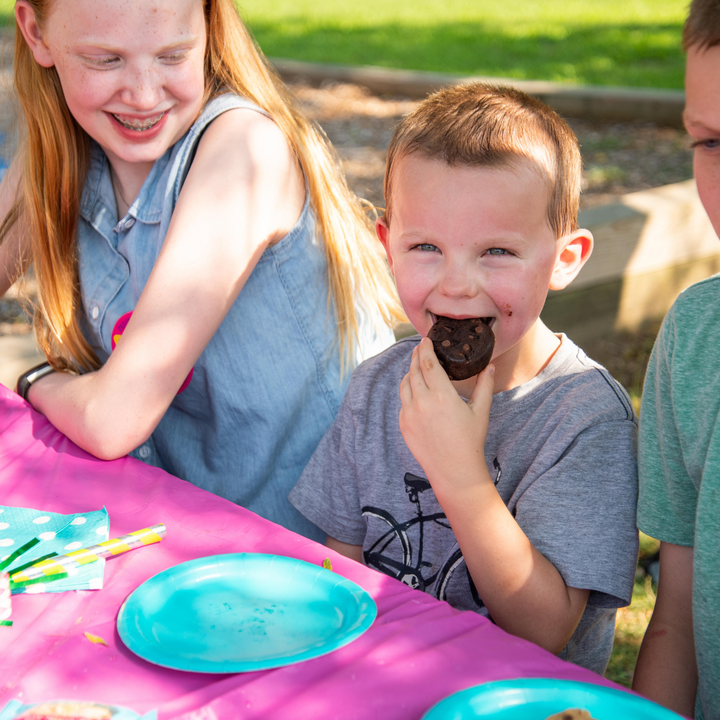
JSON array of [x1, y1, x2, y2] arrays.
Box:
[[414, 243, 439, 252], [692, 138, 720, 151], [486, 248, 510, 256]]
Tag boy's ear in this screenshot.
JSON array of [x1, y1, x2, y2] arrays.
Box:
[[375, 216, 395, 275], [15, 1, 55, 68], [549, 229, 594, 291]]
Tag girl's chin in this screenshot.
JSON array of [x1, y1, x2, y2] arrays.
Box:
[[102, 147, 163, 174], [100, 134, 172, 168]]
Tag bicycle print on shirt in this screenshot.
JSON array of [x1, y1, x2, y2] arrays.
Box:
[[361, 471, 486, 612]]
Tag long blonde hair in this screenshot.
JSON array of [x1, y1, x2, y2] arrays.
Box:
[[2, 0, 403, 374]]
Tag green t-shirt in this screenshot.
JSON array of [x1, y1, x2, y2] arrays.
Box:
[[638, 274, 720, 720]]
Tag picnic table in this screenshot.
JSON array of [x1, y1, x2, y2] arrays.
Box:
[[0, 381, 619, 719]]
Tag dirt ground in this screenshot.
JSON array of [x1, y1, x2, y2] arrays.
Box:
[[290, 81, 694, 212], [1, 81, 693, 389]]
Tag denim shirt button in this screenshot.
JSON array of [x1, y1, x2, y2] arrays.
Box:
[[123, 217, 136, 230], [138, 444, 150, 459], [91, 306, 99, 320]]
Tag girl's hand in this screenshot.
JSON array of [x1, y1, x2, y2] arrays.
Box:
[[398, 337, 494, 495]]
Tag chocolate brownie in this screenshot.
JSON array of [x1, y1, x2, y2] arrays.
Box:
[[428, 316, 494, 381]]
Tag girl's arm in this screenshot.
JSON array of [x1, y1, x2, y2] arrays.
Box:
[[632, 542, 697, 716], [0, 160, 32, 297], [28, 108, 305, 459], [398, 338, 590, 654]]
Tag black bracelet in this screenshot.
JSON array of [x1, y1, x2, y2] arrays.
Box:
[[16, 361, 56, 402]]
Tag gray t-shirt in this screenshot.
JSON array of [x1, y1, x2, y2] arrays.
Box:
[[290, 334, 639, 674]]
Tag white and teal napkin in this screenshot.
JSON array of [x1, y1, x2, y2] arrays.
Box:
[[0, 505, 110, 593]]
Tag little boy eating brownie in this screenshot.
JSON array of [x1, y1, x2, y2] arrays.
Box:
[[290, 83, 638, 674]]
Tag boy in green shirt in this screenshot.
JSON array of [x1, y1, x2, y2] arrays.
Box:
[[633, 1, 720, 717]]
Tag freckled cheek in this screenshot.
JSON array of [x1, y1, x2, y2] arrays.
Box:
[[695, 159, 720, 231], [173, 70, 205, 101], [61, 75, 116, 113], [168, 57, 206, 94]]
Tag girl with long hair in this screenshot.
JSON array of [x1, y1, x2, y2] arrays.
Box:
[[0, 0, 403, 539]]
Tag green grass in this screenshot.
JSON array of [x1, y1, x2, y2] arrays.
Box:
[[0, 2, 12, 26], [0, 1, 688, 88], [606, 532, 660, 687], [235, 0, 688, 89]]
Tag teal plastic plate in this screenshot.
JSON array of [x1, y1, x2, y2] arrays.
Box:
[[117, 553, 377, 673], [421, 679, 684, 719]]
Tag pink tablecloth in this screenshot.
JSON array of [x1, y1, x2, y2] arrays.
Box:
[[0, 382, 618, 719]]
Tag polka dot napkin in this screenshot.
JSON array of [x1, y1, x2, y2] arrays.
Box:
[[0, 505, 110, 593]]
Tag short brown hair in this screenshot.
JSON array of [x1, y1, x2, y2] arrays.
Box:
[[383, 83, 582, 238], [683, 0, 720, 51]]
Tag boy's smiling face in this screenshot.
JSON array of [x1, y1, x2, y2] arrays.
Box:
[[377, 154, 587, 390], [685, 44, 720, 238]]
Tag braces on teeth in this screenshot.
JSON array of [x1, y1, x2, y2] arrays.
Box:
[[113, 113, 164, 131]]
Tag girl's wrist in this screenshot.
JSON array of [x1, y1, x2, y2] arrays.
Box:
[[16, 362, 55, 402]]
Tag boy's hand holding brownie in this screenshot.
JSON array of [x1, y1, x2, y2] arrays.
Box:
[[399, 337, 495, 498]]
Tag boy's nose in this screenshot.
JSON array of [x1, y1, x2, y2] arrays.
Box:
[[439, 265, 478, 298]]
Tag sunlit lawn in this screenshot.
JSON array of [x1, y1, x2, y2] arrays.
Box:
[[236, 0, 687, 88], [0, 0, 688, 89]]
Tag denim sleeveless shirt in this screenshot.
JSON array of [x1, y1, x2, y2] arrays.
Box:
[[76, 93, 393, 540]]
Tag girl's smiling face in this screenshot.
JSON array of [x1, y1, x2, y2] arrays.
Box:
[[377, 155, 574, 388], [17, 0, 207, 181]]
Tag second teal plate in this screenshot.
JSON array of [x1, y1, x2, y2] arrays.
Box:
[[421, 678, 685, 719]]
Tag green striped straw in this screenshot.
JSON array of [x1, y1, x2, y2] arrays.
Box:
[[0, 537, 41, 573]]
